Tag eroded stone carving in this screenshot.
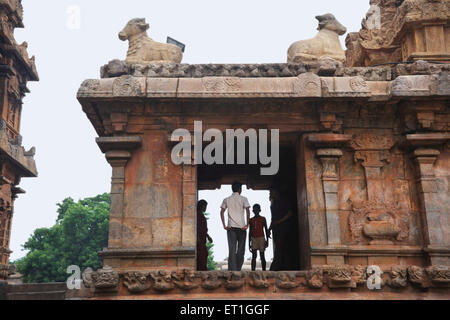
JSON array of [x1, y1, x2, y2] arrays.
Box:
[[407, 266, 427, 288], [294, 72, 322, 97], [346, 0, 450, 66], [353, 265, 367, 286], [328, 265, 354, 288], [346, 0, 401, 67], [321, 76, 370, 97], [307, 267, 324, 289], [82, 267, 93, 288], [387, 266, 408, 288], [202, 77, 241, 93], [247, 271, 270, 289], [119, 18, 183, 64], [288, 14, 347, 63], [349, 200, 410, 245], [276, 272, 299, 290], [224, 272, 245, 290], [90, 266, 119, 291], [426, 266, 450, 286], [123, 271, 151, 293], [171, 269, 199, 290], [149, 270, 175, 292], [201, 271, 222, 290], [112, 76, 144, 97]]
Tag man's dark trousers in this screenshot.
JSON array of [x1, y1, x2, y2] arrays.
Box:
[[227, 227, 246, 271]]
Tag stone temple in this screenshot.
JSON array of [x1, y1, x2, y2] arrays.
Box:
[[5, 0, 450, 300], [0, 0, 38, 287]]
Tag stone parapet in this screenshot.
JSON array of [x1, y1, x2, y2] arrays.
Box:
[[73, 265, 450, 300]]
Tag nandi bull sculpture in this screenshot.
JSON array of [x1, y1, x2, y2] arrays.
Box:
[[119, 18, 183, 64], [288, 14, 347, 63]]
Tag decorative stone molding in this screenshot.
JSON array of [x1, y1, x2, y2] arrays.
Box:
[[426, 265, 450, 286], [294, 72, 322, 97], [171, 269, 199, 290], [321, 77, 371, 98], [349, 200, 410, 245], [350, 133, 395, 203], [248, 271, 270, 289], [346, 0, 450, 66], [224, 272, 245, 290], [307, 267, 324, 289], [82, 267, 93, 288], [387, 266, 408, 288], [112, 75, 146, 97], [122, 271, 151, 293], [86, 266, 119, 292], [407, 265, 427, 288], [201, 272, 222, 290], [0, 120, 37, 177], [77, 265, 450, 298], [327, 265, 354, 288], [149, 270, 175, 292], [202, 77, 241, 93], [275, 272, 300, 290], [391, 75, 433, 97]]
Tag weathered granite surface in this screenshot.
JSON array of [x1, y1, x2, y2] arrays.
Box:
[[346, 0, 450, 66], [67, 265, 450, 300], [0, 0, 38, 279]]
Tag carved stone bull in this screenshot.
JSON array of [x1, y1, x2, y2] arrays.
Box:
[[288, 14, 347, 63], [119, 18, 183, 64]]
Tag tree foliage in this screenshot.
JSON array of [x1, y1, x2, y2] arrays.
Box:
[[204, 212, 218, 271], [16, 193, 110, 283]]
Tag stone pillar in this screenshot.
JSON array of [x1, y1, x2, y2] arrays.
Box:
[[181, 164, 197, 269], [316, 148, 342, 246], [412, 148, 440, 243], [96, 136, 142, 254], [105, 150, 131, 249], [307, 133, 351, 265], [407, 133, 450, 266]]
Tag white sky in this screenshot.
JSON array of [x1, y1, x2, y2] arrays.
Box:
[[10, 0, 370, 262]]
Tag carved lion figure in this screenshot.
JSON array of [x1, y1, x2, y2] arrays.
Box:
[[288, 14, 347, 63], [119, 18, 183, 64]]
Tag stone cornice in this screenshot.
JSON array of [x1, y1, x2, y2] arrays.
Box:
[[79, 265, 450, 299], [99, 247, 196, 259], [0, 120, 37, 178], [78, 72, 449, 102]]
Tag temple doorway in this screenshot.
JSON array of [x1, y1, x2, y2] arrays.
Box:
[[196, 141, 303, 271]]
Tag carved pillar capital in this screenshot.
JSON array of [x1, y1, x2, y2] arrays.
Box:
[[411, 148, 440, 180], [316, 148, 343, 180], [349, 133, 394, 203]]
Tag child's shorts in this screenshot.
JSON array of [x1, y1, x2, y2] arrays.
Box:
[[251, 237, 266, 252]]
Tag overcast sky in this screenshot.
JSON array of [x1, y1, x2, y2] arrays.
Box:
[[10, 0, 370, 263]]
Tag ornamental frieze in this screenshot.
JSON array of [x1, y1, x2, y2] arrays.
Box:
[[81, 265, 450, 295]]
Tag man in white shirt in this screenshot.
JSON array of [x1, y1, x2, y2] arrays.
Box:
[[220, 182, 251, 271]]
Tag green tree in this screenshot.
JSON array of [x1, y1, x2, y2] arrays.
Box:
[[204, 212, 217, 271], [16, 193, 110, 283]]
